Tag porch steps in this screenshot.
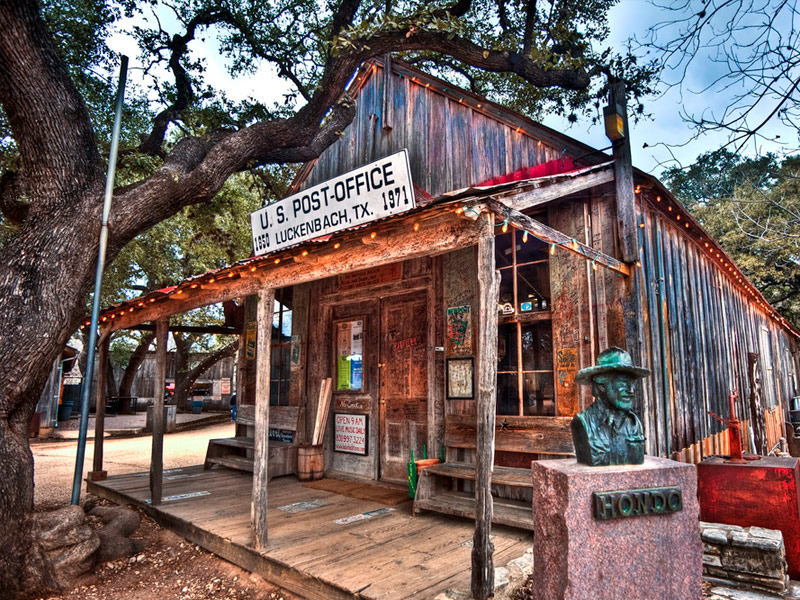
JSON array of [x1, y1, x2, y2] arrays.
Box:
[[209, 437, 254, 450], [204, 437, 255, 472], [413, 462, 534, 530], [205, 454, 254, 472], [414, 491, 534, 530]]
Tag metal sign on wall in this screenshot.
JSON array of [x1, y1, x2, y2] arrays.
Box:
[[250, 149, 416, 256]]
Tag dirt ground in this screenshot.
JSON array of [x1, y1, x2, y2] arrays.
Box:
[[34, 498, 304, 600], [31, 423, 304, 600]]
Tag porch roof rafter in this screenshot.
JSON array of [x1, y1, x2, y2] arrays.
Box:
[[463, 198, 632, 277], [98, 203, 481, 336]]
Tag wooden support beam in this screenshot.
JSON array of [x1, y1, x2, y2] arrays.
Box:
[[252, 288, 275, 550], [493, 164, 614, 212], [609, 81, 639, 264], [472, 216, 499, 600], [382, 53, 393, 130], [105, 208, 478, 334], [480, 199, 631, 276], [126, 324, 240, 335], [88, 335, 110, 481], [149, 317, 168, 506]]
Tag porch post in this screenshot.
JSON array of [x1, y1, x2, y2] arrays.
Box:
[[472, 216, 499, 599], [253, 288, 274, 549], [89, 334, 111, 480], [150, 317, 168, 506], [609, 79, 638, 265]]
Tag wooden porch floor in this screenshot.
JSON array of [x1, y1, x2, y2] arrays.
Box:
[[87, 466, 532, 599]]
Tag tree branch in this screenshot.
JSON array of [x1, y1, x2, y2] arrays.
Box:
[[174, 341, 237, 401], [0, 0, 103, 212], [118, 331, 156, 397]]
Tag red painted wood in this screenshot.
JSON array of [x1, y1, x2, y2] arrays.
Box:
[[697, 456, 800, 578]]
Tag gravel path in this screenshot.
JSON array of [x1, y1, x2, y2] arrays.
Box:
[[32, 422, 235, 506]]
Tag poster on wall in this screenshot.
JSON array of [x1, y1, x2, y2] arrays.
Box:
[[336, 320, 363, 391], [220, 378, 231, 395], [245, 321, 257, 360], [556, 348, 579, 416], [446, 357, 474, 399], [446, 305, 472, 356], [334, 413, 368, 455]]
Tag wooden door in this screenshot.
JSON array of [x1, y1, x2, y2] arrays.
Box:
[[380, 291, 428, 482]]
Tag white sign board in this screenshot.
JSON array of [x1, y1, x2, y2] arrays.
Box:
[[334, 413, 368, 455], [250, 149, 416, 256]]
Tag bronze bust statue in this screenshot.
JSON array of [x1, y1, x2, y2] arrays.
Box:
[[571, 347, 650, 466]]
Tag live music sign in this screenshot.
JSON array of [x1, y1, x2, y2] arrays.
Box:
[[250, 149, 416, 256]]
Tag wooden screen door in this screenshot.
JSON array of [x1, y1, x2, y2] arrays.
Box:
[[379, 290, 428, 482]]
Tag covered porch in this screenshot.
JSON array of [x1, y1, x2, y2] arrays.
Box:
[[88, 167, 629, 596], [87, 466, 531, 599]]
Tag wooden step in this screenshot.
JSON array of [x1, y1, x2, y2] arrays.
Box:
[[424, 462, 533, 488], [208, 437, 254, 450], [205, 454, 254, 472], [414, 491, 533, 530]]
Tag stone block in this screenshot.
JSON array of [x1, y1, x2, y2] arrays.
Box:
[[531, 456, 702, 600], [704, 554, 723, 567], [704, 528, 731, 545]]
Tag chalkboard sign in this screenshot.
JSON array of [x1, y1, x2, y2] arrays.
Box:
[[269, 428, 295, 443]]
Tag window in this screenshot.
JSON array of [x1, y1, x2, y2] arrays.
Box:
[[334, 319, 364, 392], [496, 223, 555, 416], [270, 287, 293, 406]]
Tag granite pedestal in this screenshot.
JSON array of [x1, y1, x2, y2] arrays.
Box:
[[531, 456, 702, 600]]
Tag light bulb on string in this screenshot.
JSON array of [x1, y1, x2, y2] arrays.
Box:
[[522, 231, 528, 243]]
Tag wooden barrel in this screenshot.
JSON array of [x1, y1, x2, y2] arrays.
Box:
[[297, 444, 324, 481]]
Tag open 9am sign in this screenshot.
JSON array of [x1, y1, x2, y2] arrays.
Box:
[[334, 413, 368, 455]]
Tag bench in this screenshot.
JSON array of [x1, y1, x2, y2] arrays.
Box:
[[412, 415, 574, 530], [204, 405, 303, 479]]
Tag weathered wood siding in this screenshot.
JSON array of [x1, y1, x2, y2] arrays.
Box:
[[128, 352, 236, 402], [636, 195, 799, 460], [298, 63, 563, 197]]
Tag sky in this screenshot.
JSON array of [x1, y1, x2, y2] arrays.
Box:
[[107, 0, 798, 178]]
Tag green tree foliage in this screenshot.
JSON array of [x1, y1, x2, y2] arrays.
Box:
[[103, 167, 291, 388], [664, 150, 800, 329]]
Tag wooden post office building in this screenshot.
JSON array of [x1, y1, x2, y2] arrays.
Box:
[[89, 57, 800, 594]]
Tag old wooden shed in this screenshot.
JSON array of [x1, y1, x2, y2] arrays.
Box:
[[87, 57, 800, 598]]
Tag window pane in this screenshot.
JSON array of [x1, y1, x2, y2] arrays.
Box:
[[281, 345, 291, 381], [498, 268, 514, 313], [521, 322, 553, 371], [281, 310, 293, 340], [269, 380, 280, 406], [335, 320, 363, 391], [270, 347, 281, 379], [497, 323, 517, 372], [515, 228, 549, 263], [522, 372, 555, 416], [517, 263, 550, 311], [272, 309, 280, 342], [495, 231, 514, 268], [496, 373, 519, 415]]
